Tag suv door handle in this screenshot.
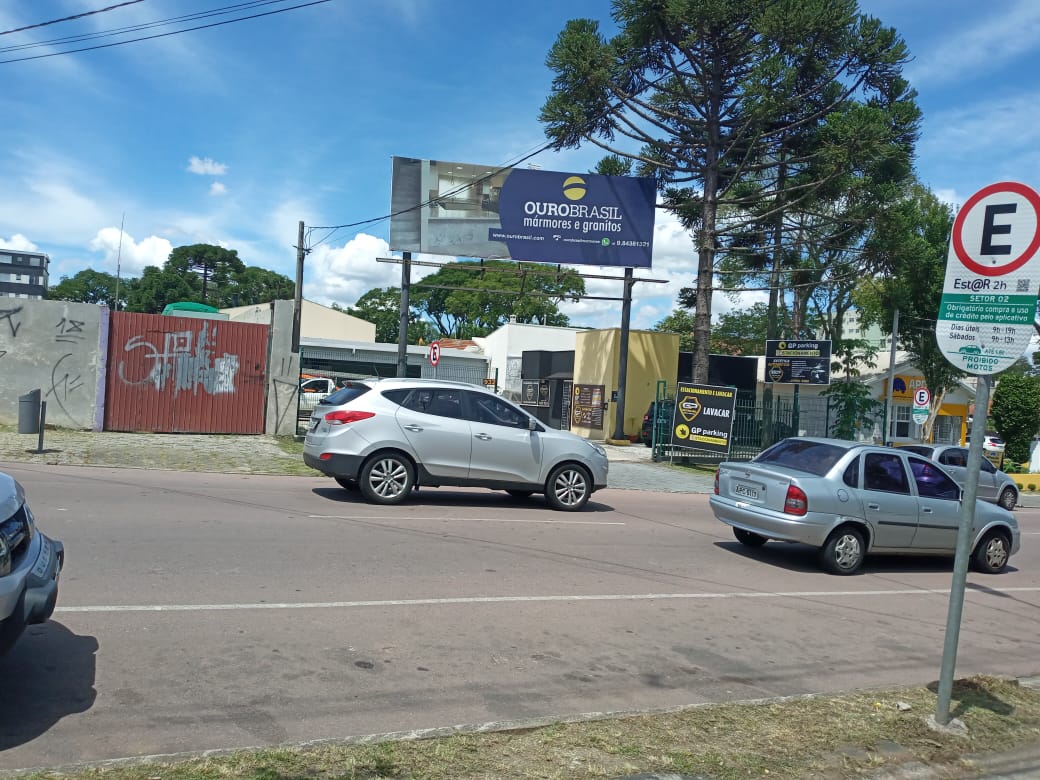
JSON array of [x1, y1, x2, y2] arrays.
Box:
[[403, 424, 424, 432], [867, 503, 880, 510], [474, 433, 492, 441]]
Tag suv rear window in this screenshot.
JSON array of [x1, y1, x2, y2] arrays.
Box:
[[320, 382, 371, 406], [754, 439, 846, 476]]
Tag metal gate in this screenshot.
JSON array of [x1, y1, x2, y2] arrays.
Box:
[[104, 312, 268, 433]]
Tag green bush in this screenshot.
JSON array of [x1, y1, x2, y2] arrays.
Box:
[[1004, 461, 1024, 474], [1029, 483, 1037, 492]]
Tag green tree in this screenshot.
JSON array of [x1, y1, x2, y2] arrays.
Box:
[[651, 309, 695, 352], [855, 184, 965, 440], [991, 364, 1040, 464], [540, 0, 917, 383], [166, 244, 246, 306], [125, 265, 200, 313], [347, 287, 435, 344], [229, 266, 295, 307], [410, 260, 584, 338], [710, 303, 780, 356], [48, 269, 133, 309]]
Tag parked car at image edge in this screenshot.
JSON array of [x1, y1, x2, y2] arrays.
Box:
[[898, 443, 1017, 510], [303, 378, 609, 511], [710, 437, 1020, 575], [0, 471, 64, 655]]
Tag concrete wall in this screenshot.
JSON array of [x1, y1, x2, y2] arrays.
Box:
[[265, 299, 300, 436], [0, 299, 107, 430]]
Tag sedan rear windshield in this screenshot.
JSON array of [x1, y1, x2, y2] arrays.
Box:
[[319, 382, 371, 406], [754, 439, 847, 476]]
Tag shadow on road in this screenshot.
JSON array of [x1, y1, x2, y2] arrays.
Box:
[[311, 486, 617, 513], [0, 621, 98, 751]]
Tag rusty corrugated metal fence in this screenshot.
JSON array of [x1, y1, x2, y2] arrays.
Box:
[[104, 312, 268, 433]]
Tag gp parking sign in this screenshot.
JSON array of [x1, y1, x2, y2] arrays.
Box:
[[936, 181, 1040, 374]]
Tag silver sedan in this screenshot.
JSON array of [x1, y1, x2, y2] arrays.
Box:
[[710, 437, 1020, 575], [899, 444, 1017, 510]]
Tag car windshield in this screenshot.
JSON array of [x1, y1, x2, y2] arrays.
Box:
[[754, 439, 847, 476]]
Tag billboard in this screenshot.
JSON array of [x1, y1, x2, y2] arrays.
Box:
[[764, 339, 831, 385], [389, 156, 657, 268]]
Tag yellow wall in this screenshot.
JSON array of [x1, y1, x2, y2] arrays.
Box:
[[572, 329, 679, 440]]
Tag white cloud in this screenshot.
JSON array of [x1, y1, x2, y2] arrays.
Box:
[[0, 233, 39, 251], [210, 182, 228, 196], [89, 228, 173, 276], [905, 1, 1040, 87], [304, 233, 440, 308], [187, 156, 228, 176]]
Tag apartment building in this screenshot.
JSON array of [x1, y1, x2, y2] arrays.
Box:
[[0, 249, 49, 300]]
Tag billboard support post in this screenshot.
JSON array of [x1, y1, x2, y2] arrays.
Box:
[[397, 251, 412, 378], [611, 268, 634, 442]]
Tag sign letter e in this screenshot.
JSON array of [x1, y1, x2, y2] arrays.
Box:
[[982, 203, 1016, 255]]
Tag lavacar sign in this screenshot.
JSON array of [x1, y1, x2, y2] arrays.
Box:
[[670, 383, 737, 455], [388, 157, 656, 267]]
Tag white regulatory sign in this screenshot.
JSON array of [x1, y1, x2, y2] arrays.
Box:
[[913, 387, 931, 409], [936, 181, 1040, 375]]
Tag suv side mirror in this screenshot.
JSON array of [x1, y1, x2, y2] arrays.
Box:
[[528, 417, 539, 432]]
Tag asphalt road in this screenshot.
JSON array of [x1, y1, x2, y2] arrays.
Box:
[[1, 464, 1038, 771]]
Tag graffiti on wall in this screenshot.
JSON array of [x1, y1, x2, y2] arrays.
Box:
[[117, 323, 240, 395], [0, 306, 90, 428]]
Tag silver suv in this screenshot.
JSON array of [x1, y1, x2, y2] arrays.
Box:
[[303, 378, 609, 511]]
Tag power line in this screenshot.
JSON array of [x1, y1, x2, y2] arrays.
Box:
[[0, 0, 144, 36], [0, 0, 332, 64], [0, 0, 293, 53]]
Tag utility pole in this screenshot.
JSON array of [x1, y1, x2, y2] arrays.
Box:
[[611, 268, 634, 441], [396, 251, 412, 377], [113, 212, 125, 311], [292, 221, 305, 353], [882, 308, 900, 444]]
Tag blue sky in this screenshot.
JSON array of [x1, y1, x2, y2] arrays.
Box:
[[2, 0, 1038, 332]]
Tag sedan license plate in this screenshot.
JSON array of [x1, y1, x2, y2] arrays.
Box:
[[734, 483, 759, 500]]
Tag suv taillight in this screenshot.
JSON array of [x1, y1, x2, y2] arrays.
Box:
[[325, 410, 375, 426], [714, 468, 720, 495], [784, 485, 808, 516]]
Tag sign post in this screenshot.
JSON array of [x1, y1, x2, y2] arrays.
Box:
[[933, 181, 1040, 728], [912, 387, 930, 428]]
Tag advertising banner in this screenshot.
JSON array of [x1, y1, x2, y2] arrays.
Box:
[[670, 383, 737, 455], [764, 340, 832, 385], [571, 384, 605, 429], [389, 157, 656, 268]]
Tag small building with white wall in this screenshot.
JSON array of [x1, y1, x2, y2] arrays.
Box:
[[473, 320, 585, 401], [222, 299, 375, 342]]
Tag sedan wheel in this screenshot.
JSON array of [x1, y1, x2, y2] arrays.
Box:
[[545, 464, 591, 511], [820, 527, 865, 575], [998, 487, 1017, 511], [359, 454, 414, 505], [733, 528, 767, 547], [972, 532, 1011, 574]]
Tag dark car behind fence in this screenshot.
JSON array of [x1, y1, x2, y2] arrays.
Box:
[[648, 384, 841, 464]]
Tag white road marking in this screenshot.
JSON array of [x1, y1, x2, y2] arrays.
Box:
[[56, 587, 1040, 614], [308, 515, 624, 525]]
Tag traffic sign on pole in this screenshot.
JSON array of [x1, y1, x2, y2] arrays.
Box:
[[912, 387, 930, 425], [428, 341, 441, 367], [936, 181, 1040, 375]]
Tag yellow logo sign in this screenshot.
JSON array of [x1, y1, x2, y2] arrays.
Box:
[[562, 175, 587, 201], [675, 424, 690, 440]]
